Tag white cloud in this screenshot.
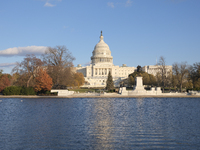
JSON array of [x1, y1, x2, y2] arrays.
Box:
[[44, 2, 55, 7], [125, 0, 132, 7], [107, 2, 115, 8], [0, 46, 47, 57], [0, 62, 17, 68], [43, 0, 62, 7]]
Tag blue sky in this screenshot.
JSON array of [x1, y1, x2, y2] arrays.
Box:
[[0, 0, 200, 74]]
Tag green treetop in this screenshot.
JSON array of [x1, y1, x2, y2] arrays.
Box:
[[106, 71, 114, 91]]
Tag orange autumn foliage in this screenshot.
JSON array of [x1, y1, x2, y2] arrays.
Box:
[[0, 75, 11, 92], [73, 72, 85, 88], [34, 69, 52, 92]]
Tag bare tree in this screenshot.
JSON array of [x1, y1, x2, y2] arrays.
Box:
[[171, 73, 178, 90], [173, 62, 188, 92], [12, 54, 43, 87], [188, 62, 200, 89], [157, 56, 168, 93], [43, 46, 75, 86], [43, 46, 74, 67]]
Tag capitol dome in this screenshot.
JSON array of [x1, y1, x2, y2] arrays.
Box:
[[91, 31, 113, 64]]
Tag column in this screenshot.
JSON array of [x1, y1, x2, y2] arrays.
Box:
[[93, 68, 95, 76], [105, 68, 107, 75]]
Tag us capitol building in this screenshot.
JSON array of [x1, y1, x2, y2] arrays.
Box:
[[76, 31, 136, 87], [75, 31, 172, 88]]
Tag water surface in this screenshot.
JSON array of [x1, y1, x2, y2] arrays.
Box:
[[0, 97, 200, 149]]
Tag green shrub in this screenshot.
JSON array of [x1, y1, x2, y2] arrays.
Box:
[[21, 87, 36, 95], [3, 86, 22, 95], [45, 91, 51, 94], [37, 91, 57, 96], [194, 87, 200, 91], [107, 89, 116, 93], [2, 86, 36, 95]]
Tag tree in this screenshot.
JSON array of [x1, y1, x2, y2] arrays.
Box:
[[106, 71, 114, 91], [128, 70, 156, 86], [34, 69, 53, 92], [171, 73, 178, 89], [13, 74, 30, 87], [12, 54, 43, 87], [0, 69, 3, 77], [149, 74, 157, 86], [43, 45, 75, 86], [188, 62, 200, 89], [128, 76, 135, 86], [73, 72, 85, 88], [173, 62, 188, 92], [157, 56, 169, 92], [0, 74, 11, 92], [142, 73, 150, 85], [11, 73, 20, 85]]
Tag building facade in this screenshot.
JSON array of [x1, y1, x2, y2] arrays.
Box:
[[142, 65, 172, 77], [76, 31, 136, 87]]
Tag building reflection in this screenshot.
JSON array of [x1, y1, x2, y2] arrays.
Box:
[[90, 98, 115, 149]]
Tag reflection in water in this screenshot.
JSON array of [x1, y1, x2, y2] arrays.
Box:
[[91, 99, 114, 149], [0, 98, 200, 149]]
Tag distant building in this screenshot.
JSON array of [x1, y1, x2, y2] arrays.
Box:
[[142, 65, 172, 76], [75, 31, 136, 87]]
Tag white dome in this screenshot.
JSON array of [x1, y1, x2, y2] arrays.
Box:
[[91, 31, 113, 64]]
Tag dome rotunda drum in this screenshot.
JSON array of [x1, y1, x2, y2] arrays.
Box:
[[91, 31, 113, 64]]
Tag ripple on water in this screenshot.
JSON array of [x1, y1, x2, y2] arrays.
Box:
[[0, 97, 200, 149]]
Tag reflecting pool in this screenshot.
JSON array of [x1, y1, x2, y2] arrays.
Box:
[[0, 98, 200, 149]]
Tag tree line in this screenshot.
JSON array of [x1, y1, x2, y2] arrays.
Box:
[[127, 56, 200, 93], [1, 52, 200, 94], [0, 46, 85, 95]]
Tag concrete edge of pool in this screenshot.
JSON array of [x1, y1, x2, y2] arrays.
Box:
[[0, 94, 200, 98]]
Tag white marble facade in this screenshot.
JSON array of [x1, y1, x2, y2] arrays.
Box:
[[142, 65, 172, 76]]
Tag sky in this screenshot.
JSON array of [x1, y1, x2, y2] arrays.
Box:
[[0, 0, 200, 74]]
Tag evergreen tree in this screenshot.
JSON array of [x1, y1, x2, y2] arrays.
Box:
[[106, 71, 114, 91]]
